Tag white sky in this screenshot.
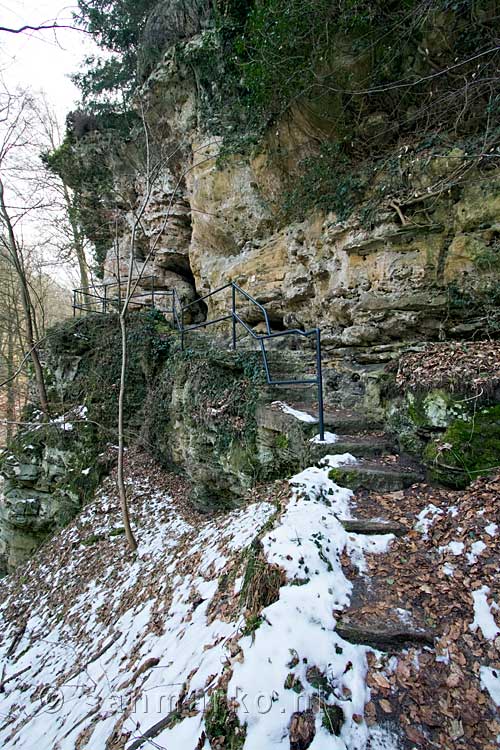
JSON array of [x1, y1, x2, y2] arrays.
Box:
[[0, 2, 102, 287], [0, 1, 99, 123]]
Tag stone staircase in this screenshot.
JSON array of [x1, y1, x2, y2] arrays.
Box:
[[265, 399, 424, 492], [258, 387, 433, 653]]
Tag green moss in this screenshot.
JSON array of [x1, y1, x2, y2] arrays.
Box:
[[407, 395, 427, 428], [81, 533, 106, 546], [275, 434, 290, 451], [328, 468, 359, 487], [45, 310, 172, 440], [424, 405, 500, 488], [109, 527, 126, 537], [386, 390, 471, 457], [205, 690, 246, 750], [385, 404, 424, 457], [141, 341, 265, 509], [322, 703, 344, 736]]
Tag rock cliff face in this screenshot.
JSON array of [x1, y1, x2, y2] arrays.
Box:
[[0, 410, 108, 573], [0, 314, 320, 571], [101, 25, 500, 356], [4, 4, 499, 572]]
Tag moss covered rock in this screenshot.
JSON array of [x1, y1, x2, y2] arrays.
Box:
[[141, 342, 266, 511], [424, 405, 500, 488], [386, 388, 470, 456]]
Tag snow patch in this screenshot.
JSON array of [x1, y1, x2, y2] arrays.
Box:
[[310, 431, 338, 445], [229, 458, 395, 750], [0, 455, 398, 750], [272, 400, 318, 423], [439, 541, 464, 556], [466, 540, 487, 565], [469, 586, 500, 640], [320, 453, 357, 469], [50, 405, 88, 432], [415, 503, 443, 539], [480, 666, 500, 706]]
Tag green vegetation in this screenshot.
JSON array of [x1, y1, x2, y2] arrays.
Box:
[[0, 309, 172, 532], [240, 540, 283, 614], [73, 1, 498, 141], [142, 339, 265, 508], [274, 434, 289, 451], [322, 703, 345, 735], [46, 310, 171, 438], [81, 533, 106, 546], [42, 130, 117, 272], [241, 613, 263, 636], [109, 526, 126, 536], [74, 0, 158, 111], [205, 690, 246, 750], [282, 143, 368, 223], [424, 405, 500, 489]]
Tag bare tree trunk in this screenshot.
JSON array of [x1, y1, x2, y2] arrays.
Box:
[[20, 281, 49, 416], [117, 312, 137, 551], [113, 130, 215, 551], [6, 311, 15, 441], [64, 184, 90, 295], [0, 179, 50, 417], [116, 223, 141, 552]]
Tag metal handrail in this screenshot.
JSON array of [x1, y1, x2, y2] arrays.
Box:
[[71, 278, 325, 439], [73, 276, 160, 315], [179, 281, 324, 440]]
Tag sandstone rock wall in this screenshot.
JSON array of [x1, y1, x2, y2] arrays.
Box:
[[102, 37, 500, 354]]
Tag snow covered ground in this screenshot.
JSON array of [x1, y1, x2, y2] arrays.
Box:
[[0, 452, 402, 749]]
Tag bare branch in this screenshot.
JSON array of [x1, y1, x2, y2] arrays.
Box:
[[0, 23, 89, 35]]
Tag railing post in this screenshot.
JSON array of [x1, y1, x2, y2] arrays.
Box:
[[315, 328, 325, 442], [103, 284, 108, 314], [231, 284, 237, 351], [73, 290, 76, 317], [152, 276, 155, 308], [180, 305, 184, 351]]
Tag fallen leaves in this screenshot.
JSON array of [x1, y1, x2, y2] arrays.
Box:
[[392, 341, 500, 397], [350, 473, 500, 749]]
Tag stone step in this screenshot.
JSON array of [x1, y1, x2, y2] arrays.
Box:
[[263, 403, 387, 441], [336, 577, 436, 651], [264, 384, 317, 406], [339, 519, 408, 536], [335, 621, 435, 650], [327, 458, 422, 492], [323, 408, 385, 434], [283, 404, 385, 435], [310, 433, 395, 461]]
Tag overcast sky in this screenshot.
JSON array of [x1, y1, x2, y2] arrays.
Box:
[[0, 2, 102, 286], [0, 1, 99, 123]]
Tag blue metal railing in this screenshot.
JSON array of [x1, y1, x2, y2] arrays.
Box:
[[72, 276, 158, 314], [72, 278, 325, 440], [176, 282, 324, 441]]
